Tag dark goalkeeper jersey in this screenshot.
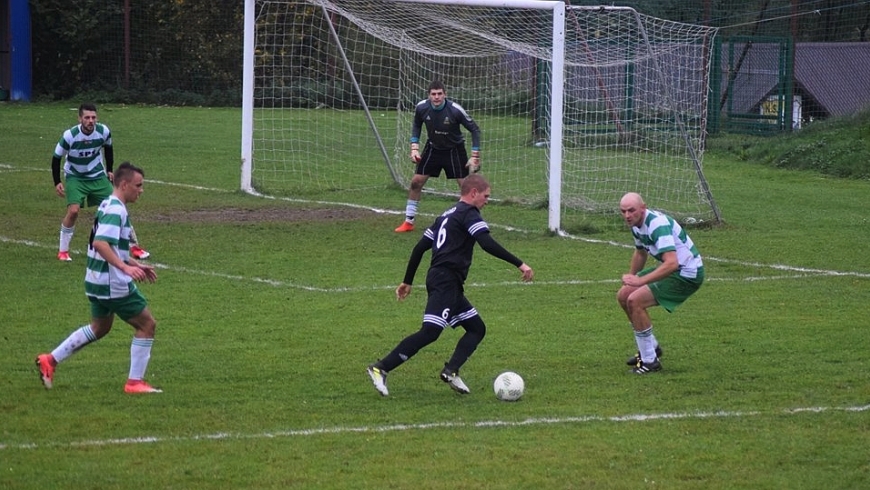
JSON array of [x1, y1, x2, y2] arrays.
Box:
[[411, 99, 481, 151]]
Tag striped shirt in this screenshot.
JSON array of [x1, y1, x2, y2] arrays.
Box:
[[85, 195, 137, 299], [54, 123, 112, 180], [632, 209, 703, 279]]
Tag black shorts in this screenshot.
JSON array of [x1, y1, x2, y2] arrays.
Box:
[[421, 267, 477, 329], [416, 144, 470, 180]]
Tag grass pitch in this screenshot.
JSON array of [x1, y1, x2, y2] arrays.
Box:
[[0, 103, 868, 489]]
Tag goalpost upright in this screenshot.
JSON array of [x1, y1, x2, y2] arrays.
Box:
[[241, 0, 255, 193], [394, 1, 566, 231], [241, 0, 566, 229]]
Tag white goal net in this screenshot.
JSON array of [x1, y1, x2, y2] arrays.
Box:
[[242, 0, 721, 229]]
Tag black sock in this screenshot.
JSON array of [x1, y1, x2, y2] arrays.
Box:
[[379, 325, 442, 372], [445, 316, 486, 372]]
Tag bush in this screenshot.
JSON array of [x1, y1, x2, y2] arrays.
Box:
[[707, 109, 870, 179]]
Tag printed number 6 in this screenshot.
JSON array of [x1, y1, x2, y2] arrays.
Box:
[[436, 218, 449, 248]]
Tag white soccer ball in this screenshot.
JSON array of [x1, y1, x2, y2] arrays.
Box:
[[493, 371, 524, 401]]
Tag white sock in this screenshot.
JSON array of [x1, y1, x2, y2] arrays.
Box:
[[51, 325, 98, 363], [634, 326, 658, 363], [59, 225, 75, 252], [129, 226, 139, 246], [129, 338, 154, 380], [404, 200, 419, 222]]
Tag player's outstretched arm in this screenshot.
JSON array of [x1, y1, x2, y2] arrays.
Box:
[[397, 236, 431, 302], [476, 232, 525, 272]]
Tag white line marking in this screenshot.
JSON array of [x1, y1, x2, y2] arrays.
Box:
[[13, 171, 870, 275], [201, 179, 870, 279], [0, 235, 854, 292], [2, 172, 868, 290], [8, 169, 870, 276], [2, 404, 867, 451]]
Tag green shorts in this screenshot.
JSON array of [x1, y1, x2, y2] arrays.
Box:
[[639, 266, 704, 313], [66, 176, 113, 208], [88, 289, 148, 321]]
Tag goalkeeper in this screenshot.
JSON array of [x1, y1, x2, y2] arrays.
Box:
[[395, 80, 481, 233]]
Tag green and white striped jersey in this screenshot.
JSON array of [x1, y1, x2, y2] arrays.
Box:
[[54, 123, 113, 180], [85, 195, 137, 299], [631, 209, 703, 279]]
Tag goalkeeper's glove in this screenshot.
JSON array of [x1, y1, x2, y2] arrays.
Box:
[[466, 150, 481, 173], [410, 143, 421, 163]]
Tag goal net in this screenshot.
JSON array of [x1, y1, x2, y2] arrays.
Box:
[[242, 0, 721, 229]]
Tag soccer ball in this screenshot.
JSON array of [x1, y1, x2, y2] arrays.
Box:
[[493, 371, 524, 401]]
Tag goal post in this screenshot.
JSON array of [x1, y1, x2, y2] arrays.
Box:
[[241, 0, 254, 193], [390, 0, 566, 230], [241, 0, 721, 230]]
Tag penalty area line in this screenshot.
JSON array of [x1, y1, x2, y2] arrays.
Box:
[[4, 169, 868, 279], [0, 235, 860, 293], [6, 169, 870, 279], [2, 403, 868, 451], [235, 182, 870, 279], [2, 174, 868, 284]]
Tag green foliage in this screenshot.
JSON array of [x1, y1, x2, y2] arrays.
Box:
[[1, 103, 869, 488], [26, 1, 870, 104], [30, 0, 244, 103], [707, 108, 870, 179]]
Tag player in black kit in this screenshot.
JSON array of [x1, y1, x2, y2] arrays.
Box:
[[369, 174, 534, 396], [395, 80, 482, 232]]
